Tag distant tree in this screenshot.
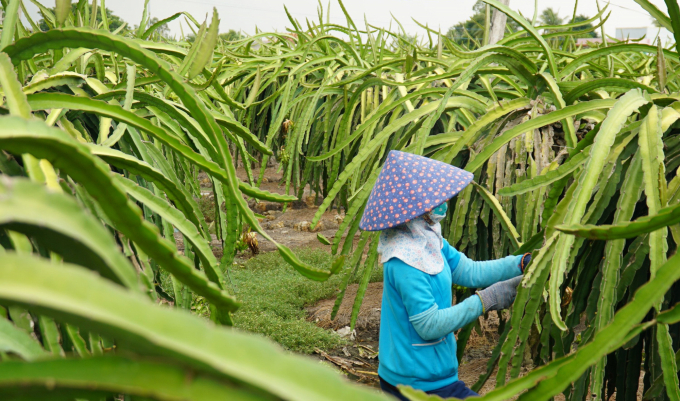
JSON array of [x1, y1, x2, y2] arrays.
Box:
[[572, 14, 598, 38], [37, 4, 126, 32], [537, 10, 598, 46], [220, 29, 245, 42], [187, 29, 245, 43], [538, 7, 566, 47], [446, 1, 486, 48], [392, 33, 418, 51], [446, 1, 520, 49], [539, 8, 564, 29], [147, 17, 171, 38]]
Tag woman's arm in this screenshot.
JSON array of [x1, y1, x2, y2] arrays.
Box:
[[389, 258, 483, 341], [443, 240, 522, 288], [409, 296, 483, 341]]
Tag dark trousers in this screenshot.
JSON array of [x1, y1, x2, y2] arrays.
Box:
[[379, 377, 479, 400]]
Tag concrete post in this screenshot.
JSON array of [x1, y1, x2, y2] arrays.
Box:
[[488, 0, 510, 45]]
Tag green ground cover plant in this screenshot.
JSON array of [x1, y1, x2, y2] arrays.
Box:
[[230, 249, 347, 353], [157, 248, 357, 353]]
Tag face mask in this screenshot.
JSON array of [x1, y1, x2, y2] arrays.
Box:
[[427, 202, 448, 225], [432, 202, 448, 217]]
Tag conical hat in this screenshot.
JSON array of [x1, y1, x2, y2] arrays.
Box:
[[359, 150, 473, 231]]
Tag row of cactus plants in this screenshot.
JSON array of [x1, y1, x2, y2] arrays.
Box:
[[0, 0, 679, 399]]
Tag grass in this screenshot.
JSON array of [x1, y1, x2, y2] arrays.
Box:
[[229, 248, 383, 353], [229, 249, 347, 353], [231, 249, 381, 353], [159, 246, 382, 353]]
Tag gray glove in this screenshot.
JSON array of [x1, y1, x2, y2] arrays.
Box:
[[476, 276, 522, 312]]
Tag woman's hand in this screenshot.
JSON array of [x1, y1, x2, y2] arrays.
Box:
[[476, 276, 522, 312]]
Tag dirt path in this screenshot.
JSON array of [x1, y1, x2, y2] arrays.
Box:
[[191, 165, 350, 256], [244, 168, 349, 253]]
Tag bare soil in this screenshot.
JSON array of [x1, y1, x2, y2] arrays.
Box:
[[191, 165, 352, 256]]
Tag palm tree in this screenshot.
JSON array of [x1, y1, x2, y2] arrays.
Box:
[[540, 8, 564, 29], [539, 7, 564, 47], [572, 14, 599, 38]]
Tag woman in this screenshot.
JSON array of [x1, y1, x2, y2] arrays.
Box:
[[359, 151, 530, 400]]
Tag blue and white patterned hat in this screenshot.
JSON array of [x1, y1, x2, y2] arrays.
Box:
[[359, 150, 474, 231]]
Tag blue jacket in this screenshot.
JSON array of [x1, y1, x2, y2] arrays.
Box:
[[378, 239, 522, 391]]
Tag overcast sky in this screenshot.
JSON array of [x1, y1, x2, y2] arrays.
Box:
[[21, 0, 673, 41]]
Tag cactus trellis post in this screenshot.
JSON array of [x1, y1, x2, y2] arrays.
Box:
[[488, 0, 510, 44]]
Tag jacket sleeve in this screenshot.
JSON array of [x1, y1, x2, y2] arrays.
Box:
[[443, 240, 522, 288], [389, 258, 484, 341], [409, 296, 483, 341]]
